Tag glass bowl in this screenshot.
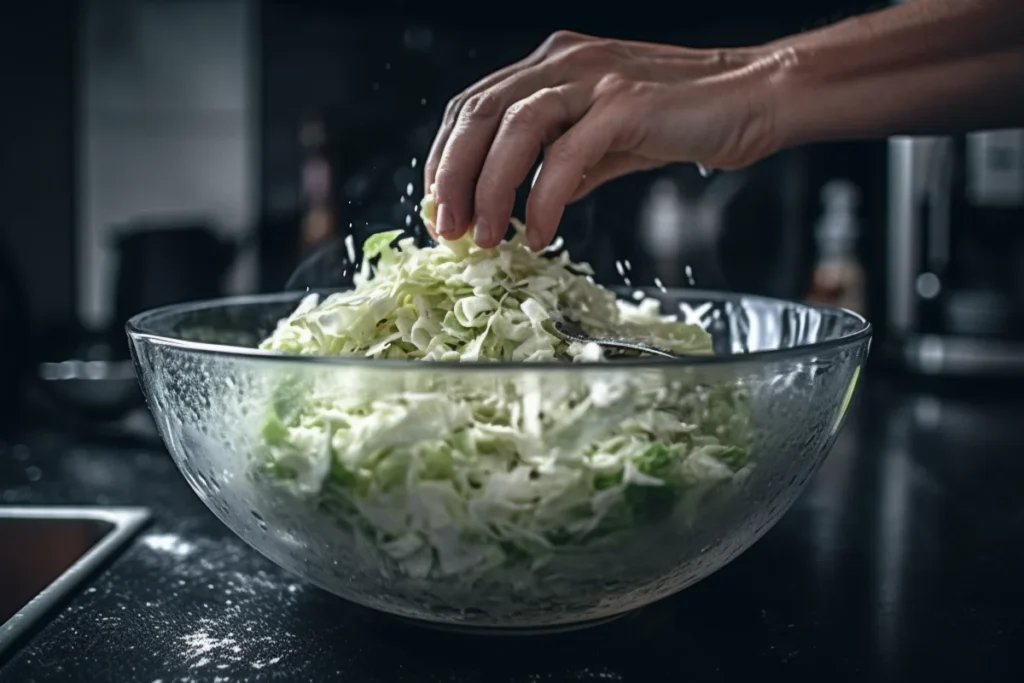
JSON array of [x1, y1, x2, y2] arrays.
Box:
[[126, 289, 870, 633]]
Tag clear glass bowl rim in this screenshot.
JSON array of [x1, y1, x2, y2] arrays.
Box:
[[125, 288, 872, 372]]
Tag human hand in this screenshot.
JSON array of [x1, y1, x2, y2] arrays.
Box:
[[423, 31, 786, 250]]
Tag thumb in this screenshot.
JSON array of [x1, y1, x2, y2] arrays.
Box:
[[568, 152, 663, 203]]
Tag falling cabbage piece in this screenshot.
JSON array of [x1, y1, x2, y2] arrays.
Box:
[[254, 199, 754, 585]]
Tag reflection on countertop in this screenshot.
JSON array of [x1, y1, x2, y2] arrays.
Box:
[[1, 374, 1023, 682]]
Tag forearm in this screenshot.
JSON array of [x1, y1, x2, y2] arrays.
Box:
[[764, 0, 1024, 147]]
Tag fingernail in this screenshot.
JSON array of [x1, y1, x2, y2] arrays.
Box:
[[472, 217, 490, 246], [435, 202, 454, 237]]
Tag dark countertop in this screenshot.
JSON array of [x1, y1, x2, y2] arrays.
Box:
[[2, 375, 1024, 683]]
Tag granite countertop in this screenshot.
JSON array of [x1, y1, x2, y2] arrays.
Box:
[[2, 376, 1023, 682]]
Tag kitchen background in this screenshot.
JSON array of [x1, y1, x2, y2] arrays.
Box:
[[2, 0, 1023, 436], [3, 3, 1024, 679]]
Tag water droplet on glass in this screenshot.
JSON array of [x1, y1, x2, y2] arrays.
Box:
[[250, 510, 268, 531]]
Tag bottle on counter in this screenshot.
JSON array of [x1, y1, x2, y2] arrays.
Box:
[[807, 179, 867, 315], [298, 114, 337, 254]]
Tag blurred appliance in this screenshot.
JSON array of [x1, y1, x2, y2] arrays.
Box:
[[25, 221, 248, 431], [631, 150, 810, 299], [112, 221, 240, 337], [887, 130, 1024, 376]]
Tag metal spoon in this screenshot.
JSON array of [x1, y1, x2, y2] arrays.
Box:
[[550, 316, 685, 359]]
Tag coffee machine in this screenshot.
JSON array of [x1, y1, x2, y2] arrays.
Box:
[[887, 128, 1024, 377]]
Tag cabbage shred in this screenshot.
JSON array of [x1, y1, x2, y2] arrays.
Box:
[[260, 217, 712, 362], [255, 201, 753, 584]]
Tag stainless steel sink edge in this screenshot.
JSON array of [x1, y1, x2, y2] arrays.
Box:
[[0, 506, 152, 660]]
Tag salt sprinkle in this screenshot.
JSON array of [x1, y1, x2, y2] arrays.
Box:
[[344, 234, 356, 264], [181, 630, 237, 661], [141, 534, 195, 558], [250, 656, 284, 670]]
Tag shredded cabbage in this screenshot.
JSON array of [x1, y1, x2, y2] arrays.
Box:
[[254, 198, 754, 587]]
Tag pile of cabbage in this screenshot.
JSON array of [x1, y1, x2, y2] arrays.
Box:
[[254, 202, 753, 584]]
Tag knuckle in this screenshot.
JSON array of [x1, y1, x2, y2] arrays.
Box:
[[538, 30, 580, 55], [536, 30, 600, 59], [460, 91, 502, 121], [549, 29, 580, 45], [502, 98, 544, 130], [594, 73, 631, 99], [434, 156, 465, 185], [545, 137, 581, 169]]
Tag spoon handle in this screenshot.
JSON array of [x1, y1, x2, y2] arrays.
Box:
[[592, 339, 682, 359], [551, 319, 684, 359]]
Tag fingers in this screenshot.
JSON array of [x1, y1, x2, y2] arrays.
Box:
[[525, 106, 621, 251], [431, 65, 554, 241], [423, 55, 543, 195], [472, 85, 591, 248]]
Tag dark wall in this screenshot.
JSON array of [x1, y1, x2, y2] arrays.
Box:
[[259, 0, 886, 301], [0, 0, 889, 323], [0, 1, 77, 329]]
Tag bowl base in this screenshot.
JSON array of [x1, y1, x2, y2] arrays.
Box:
[[392, 609, 639, 636]]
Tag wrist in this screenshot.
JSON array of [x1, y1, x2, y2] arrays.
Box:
[[717, 45, 795, 165], [753, 44, 812, 151]]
